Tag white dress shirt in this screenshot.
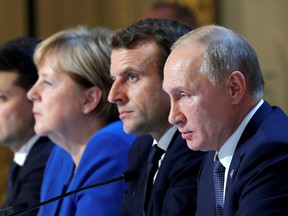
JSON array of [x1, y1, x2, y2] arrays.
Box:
[[14, 135, 40, 166]]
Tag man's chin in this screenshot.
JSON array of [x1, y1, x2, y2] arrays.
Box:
[[123, 123, 141, 135], [123, 128, 138, 135], [186, 140, 200, 151]]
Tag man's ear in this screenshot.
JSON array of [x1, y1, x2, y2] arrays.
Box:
[[226, 71, 246, 105], [82, 86, 102, 114]]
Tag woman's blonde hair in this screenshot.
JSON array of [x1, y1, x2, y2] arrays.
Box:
[[34, 26, 117, 122]]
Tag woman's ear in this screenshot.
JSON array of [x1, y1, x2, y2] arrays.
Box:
[[82, 87, 102, 114], [226, 71, 246, 105]]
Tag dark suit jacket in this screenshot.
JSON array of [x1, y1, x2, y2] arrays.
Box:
[[196, 101, 288, 216], [2, 136, 54, 215], [119, 130, 206, 216]]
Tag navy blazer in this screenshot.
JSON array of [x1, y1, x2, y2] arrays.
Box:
[[196, 101, 288, 216], [119, 130, 206, 216], [2, 136, 54, 215]]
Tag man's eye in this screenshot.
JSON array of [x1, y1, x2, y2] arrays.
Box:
[[128, 74, 137, 81], [180, 92, 188, 98], [0, 95, 7, 101]]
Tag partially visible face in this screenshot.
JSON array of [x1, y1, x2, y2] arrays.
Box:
[[163, 43, 233, 151], [27, 58, 87, 143], [142, 7, 178, 20], [108, 42, 171, 137], [0, 71, 34, 151]]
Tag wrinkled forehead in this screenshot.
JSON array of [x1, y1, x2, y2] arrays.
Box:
[[165, 43, 205, 74], [163, 44, 205, 89]]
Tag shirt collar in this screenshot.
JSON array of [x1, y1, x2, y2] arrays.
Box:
[[153, 125, 178, 151], [14, 135, 40, 166], [217, 99, 264, 170]]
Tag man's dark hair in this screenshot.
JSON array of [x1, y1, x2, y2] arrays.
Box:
[[112, 18, 192, 78], [0, 37, 40, 91]]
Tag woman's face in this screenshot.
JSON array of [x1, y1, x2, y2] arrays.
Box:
[[27, 58, 87, 142]]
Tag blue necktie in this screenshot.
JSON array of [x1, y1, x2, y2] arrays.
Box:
[[143, 144, 165, 214], [214, 158, 225, 216]]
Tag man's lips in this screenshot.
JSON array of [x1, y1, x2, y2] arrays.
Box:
[[180, 131, 193, 140], [32, 110, 40, 117], [118, 110, 133, 119]]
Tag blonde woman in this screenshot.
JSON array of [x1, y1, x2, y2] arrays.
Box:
[[27, 26, 136, 215]]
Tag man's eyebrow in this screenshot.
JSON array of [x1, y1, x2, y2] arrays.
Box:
[[116, 67, 144, 77]]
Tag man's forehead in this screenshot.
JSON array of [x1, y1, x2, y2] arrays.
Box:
[[0, 71, 19, 83]]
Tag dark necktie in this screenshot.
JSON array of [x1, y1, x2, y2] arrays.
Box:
[[143, 144, 165, 214], [6, 162, 21, 203], [214, 158, 225, 216]]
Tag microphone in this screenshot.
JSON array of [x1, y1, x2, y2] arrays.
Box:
[[0, 204, 28, 216], [1, 170, 139, 216]]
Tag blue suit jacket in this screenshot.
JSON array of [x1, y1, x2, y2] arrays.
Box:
[[37, 121, 136, 216], [2, 137, 54, 216], [119, 131, 206, 216], [196, 101, 288, 216]]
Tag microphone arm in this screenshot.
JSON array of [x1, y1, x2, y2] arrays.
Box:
[[2, 170, 138, 216]]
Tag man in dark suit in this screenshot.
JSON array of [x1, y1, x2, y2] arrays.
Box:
[[0, 37, 54, 215], [163, 25, 288, 215], [108, 19, 206, 216]]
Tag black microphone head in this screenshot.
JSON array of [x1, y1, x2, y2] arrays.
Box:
[[121, 170, 139, 182]]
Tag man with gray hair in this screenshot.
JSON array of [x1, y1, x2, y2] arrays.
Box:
[[163, 25, 288, 215]]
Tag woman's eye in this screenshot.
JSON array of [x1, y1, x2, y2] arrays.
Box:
[[44, 80, 53, 86]]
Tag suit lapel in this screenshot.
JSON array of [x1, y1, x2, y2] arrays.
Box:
[[225, 102, 273, 195], [127, 135, 153, 215], [196, 152, 216, 216], [145, 131, 180, 215], [152, 130, 179, 187]]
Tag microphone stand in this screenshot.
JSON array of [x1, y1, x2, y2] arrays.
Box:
[[1, 170, 138, 216]]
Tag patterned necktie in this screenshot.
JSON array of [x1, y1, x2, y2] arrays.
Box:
[[143, 144, 165, 214], [214, 158, 225, 216]]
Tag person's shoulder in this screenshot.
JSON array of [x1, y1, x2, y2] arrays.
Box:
[[85, 121, 136, 153], [92, 120, 136, 142], [233, 102, 288, 166], [102, 120, 123, 131], [48, 145, 69, 158], [134, 134, 153, 143], [27, 136, 55, 160], [95, 120, 126, 136], [33, 136, 54, 146], [128, 134, 154, 153], [269, 105, 288, 126], [253, 102, 288, 141]]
